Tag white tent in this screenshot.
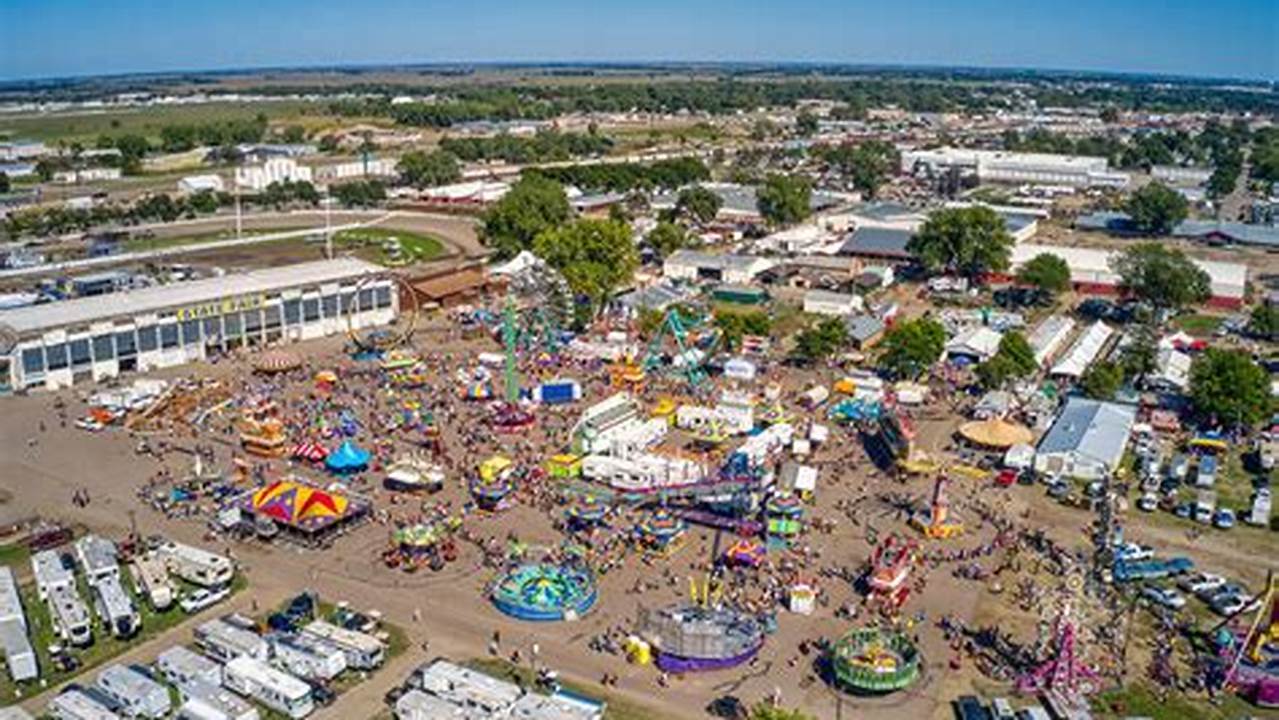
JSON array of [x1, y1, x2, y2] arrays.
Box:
[[1003, 443, 1036, 469], [1051, 320, 1113, 378], [1028, 315, 1076, 367]]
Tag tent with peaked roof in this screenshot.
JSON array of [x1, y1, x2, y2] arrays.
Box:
[[243, 479, 368, 534], [958, 418, 1034, 449], [325, 440, 371, 473]]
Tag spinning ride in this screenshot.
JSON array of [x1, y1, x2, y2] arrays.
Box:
[[910, 475, 965, 539], [641, 603, 766, 672], [638, 510, 687, 555], [490, 563, 598, 621], [829, 627, 922, 694]]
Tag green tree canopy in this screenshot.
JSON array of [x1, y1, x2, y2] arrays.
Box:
[[1120, 322, 1159, 382], [1125, 181, 1189, 235], [793, 316, 849, 363], [750, 704, 815, 720], [397, 149, 461, 189], [1109, 242, 1210, 312], [756, 174, 812, 227], [532, 218, 638, 316], [976, 331, 1037, 389], [795, 111, 819, 137], [1249, 303, 1279, 341], [822, 140, 899, 199], [1079, 360, 1124, 400], [876, 317, 946, 379], [1016, 252, 1071, 294], [1189, 348, 1272, 428], [645, 221, 689, 259], [0, 172, 8, 195], [676, 185, 723, 224], [482, 174, 571, 259], [715, 310, 772, 351], [908, 206, 1013, 280]]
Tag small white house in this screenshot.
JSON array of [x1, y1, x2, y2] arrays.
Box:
[[945, 326, 1003, 363], [662, 250, 775, 285], [802, 289, 864, 317], [178, 175, 225, 194]]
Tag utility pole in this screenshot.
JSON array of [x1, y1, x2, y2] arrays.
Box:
[[324, 192, 333, 260]]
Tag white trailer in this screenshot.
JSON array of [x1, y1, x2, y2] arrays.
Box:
[[224, 655, 313, 719], [90, 577, 139, 639], [270, 633, 346, 681], [301, 620, 384, 669], [31, 549, 76, 600], [74, 535, 120, 586], [156, 542, 234, 588], [48, 688, 122, 720], [33, 552, 92, 646], [176, 679, 259, 720], [130, 555, 174, 611], [0, 566, 37, 680], [96, 663, 171, 719], [194, 619, 269, 663], [156, 645, 222, 690]]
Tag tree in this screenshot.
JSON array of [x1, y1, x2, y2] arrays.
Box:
[[1189, 348, 1272, 428], [1125, 182, 1189, 235], [1249, 303, 1279, 341], [793, 316, 849, 363], [876, 317, 945, 379], [908, 206, 1013, 280], [34, 159, 57, 182], [482, 174, 570, 258], [976, 331, 1036, 389], [824, 140, 898, 199], [750, 703, 815, 720], [0, 172, 8, 194], [532, 218, 638, 315], [1120, 322, 1159, 383], [645, 221, 689, 260], [1016, 253, 1071, 294], [795, 111, 819, 136], [318, 135, 340, 153], [1109, 243, 1210, 312], [1080, 360, 1124, 400], [676, 186, 722, 224], [756, 174, 811, 227], [331, 180, 387, 208], [715, 310, 772, 351], [280, 125, 307, 144], [397, 150, 461, 189], [1100, 106, 1120, 124]]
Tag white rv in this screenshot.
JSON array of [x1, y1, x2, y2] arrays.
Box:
[[302, 619, 384, 669], [90, 577, 140, 639], [270, 633, 346, 681], [177, 679, 260, 720], [47, 687, 122, 720], [156, 646, 222, 690], [0, 567, 37, 681], [224, 655, 313, 719], [95, 664, 171, 719], [32, 551, 92, 646], [157, 542, 234, 588], [74, 535, 121, 586], [130, 555, 174, 611], [194, 619, 269, 663]]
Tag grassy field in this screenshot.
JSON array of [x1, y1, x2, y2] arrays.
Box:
[[333, 227, 447, 265], [0, 568, 247, 705], [465, 657, 658, 720], [1093, 681, 1264, 720], [0, 101, 331, 144], [1172, 313, 1223, 337]]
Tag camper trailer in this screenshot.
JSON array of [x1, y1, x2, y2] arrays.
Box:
[[48, 687, 123, 720], [32, 551, 92, 646], [270, 633, 347, 681], [157, 542, 234, 588], [301, 620, 384, 669], [0, 567, 38, 682], [130, 555, 174, 611], [194, 619, 269, 663], [95, 664, 171, 719], [74, 536, 121, 586], [156, 646, 222, 690], [176, 680, 260, 720], [90, 578, 139, 639], [223, 656, 313, 719]]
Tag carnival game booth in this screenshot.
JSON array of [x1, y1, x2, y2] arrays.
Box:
[[490, 562, 598, 621], [828, 627, 922, 695], [241, 479, 370, 545], [640, 604, 766, 672]]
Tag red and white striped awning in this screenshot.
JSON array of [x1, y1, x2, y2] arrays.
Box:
[[291, 442, 328, 462]]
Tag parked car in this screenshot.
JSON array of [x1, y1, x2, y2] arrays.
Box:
[[1137, 493, 1159, 512], [1213, 508, 1236, 529], [1201, 582, 1249, 603], [1179, 573, 1226, 595], [1047, 481, 1070, 499], [1115, 543, 1154, 562], [1211, 593, 1260, 617], [954, 695, 993, 720], [180, 584, 231, 614], [1173, 502, 1194, 519], [1141, 586, 1187, 610]]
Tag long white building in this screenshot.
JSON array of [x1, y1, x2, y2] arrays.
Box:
[[901, 147, 1130, 188], [235, 158, 313, 191], [0, 258, 395, 392]]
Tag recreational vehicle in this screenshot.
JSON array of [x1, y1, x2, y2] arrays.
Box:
[[223, 655, 314, 719], [129, 555, 174, 611], [0, 566, 38, 681], [95, 664, 171, 719], [194, 619, 269, 663], [269, 633, 347, 681], [157, 542, 234, 588], [31, 549, 76, 600], [301, 620, 384, 669], [47, 585, 93, 646], [48, 687, 122, 720], [90, 577, 140, 639], [176, 679, 260, 720], [74, 536, 121, 586], [156, 646, 222, 690]]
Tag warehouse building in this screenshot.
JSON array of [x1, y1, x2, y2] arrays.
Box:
[[0, 258, 394, 393], [901, 147, 1129, 188]]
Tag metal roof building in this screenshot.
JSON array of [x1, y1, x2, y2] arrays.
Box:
[[1035, 398, 1137, 480]]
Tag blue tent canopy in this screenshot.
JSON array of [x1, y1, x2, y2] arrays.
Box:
[[326, 440, 371, 473]]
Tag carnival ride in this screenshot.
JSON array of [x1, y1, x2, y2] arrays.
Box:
[[637, 509, 687, 555], [639, 578, 766, 672], [642, 308, 712, 390], [828, 627, 922, 694], [866, 534, 918, 611], [383, 519, 460, 572], [1219, 571, 1279, 707], [765, 493, 804, 549], [239, 418, 287, 458], [490, 562, 598, 621], [565, 496, 609, 530], [384, 455, 445, 493], [325, 440, 371, 474], [345, 274, 418, 354], [470, 455, 516, 511], [910, 475, 965, 539], [723, 538, 766, 568], [610, 355, 647, 391], [1015, 602, 1101, 699]]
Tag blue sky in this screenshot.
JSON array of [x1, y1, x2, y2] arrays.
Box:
[[1, 0, 1275, 81]]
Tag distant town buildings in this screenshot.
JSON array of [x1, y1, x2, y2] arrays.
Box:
[[901, 147, 1130, 188]]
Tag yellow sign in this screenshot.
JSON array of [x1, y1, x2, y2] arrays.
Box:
[[176, 294, 265, 322]]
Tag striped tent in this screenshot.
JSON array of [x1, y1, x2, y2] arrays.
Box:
[[291, 442, 328, 462]]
